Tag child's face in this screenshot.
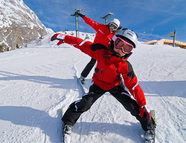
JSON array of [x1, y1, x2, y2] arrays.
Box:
[[113, 46, 125, 57], [109, 26, 115, 33], [113, 37, 134, 57]]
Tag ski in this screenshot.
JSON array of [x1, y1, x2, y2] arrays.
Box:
[[145, 110, 156, 143], [61, 75, 88, 143], [151, 110, 156, 122], [61, 108, 71, 143]]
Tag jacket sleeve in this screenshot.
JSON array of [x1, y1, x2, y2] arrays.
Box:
[[64, 35, 97, 59], [83, 16, 101, 32], [121, 61, 146, 107]]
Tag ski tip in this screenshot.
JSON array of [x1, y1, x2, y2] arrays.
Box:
[[150, 110, 156, 122], [61, 107, 68, 116]]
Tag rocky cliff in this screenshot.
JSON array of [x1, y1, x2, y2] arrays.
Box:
[[0, 0, 48, 52]]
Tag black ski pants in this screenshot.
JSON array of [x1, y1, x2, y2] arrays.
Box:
[[62, 84, 155, 131], [81, 58, 96, 78]]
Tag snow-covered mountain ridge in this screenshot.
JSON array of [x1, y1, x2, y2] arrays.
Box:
[[0, 0, 49, 52]]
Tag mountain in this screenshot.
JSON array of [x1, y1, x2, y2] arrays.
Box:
[[0, 31, 185, 143], [0, 0, 49, 52]]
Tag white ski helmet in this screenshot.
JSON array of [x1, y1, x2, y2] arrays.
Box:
[[109, 18, 120, 29], [116, 28, 138, 48]]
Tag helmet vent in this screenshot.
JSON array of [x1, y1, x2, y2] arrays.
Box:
[[127, 32, 133, 37]]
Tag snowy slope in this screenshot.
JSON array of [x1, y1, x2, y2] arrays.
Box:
[[0, 32, 186, 143]]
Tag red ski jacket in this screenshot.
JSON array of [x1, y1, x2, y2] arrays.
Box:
[[64, 35, 146, 107], [83, 16, 114, 47]]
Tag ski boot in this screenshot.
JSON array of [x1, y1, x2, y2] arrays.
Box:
[[79, 75, 85, 84], [144, 129, 155, 143], [63, 124, 72, 134], [144, 110, 156, 143], [63, 124, 72, 143]]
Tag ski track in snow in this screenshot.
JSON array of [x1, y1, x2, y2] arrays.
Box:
[[0, 33, 186, 143]]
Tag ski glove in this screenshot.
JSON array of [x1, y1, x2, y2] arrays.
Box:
[[51, 33, 65, 45], [140, 105, 152, 123], [75, 12, 85, 18]]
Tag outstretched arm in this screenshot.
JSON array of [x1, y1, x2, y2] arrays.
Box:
[[64, 35, 93, 56], [51, 33, 96, 59], [83, 16, 101, 32], [75, 12, 104, 33]]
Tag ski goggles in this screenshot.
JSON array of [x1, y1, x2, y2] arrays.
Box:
[[109, 23, 118, 30], [114, 37, 134, 54]]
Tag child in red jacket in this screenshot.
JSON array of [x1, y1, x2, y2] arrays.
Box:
[[51, 28, 156, 142], [75, 12, 120, 84]]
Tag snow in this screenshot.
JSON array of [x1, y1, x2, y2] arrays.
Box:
[[0, 0, 45, 29], [0, 32, 186, 143]]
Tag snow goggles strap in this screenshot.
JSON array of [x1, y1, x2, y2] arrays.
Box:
[[114, 37, 134, 54]]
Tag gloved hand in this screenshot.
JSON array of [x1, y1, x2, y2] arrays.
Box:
[[140, 105, 152, 122], [75, 12, 85, 18], [51, 33, 65, 45]]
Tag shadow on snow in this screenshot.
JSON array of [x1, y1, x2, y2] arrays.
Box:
[[0, 106, 62, 143], [0, 106, 143, 143]]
